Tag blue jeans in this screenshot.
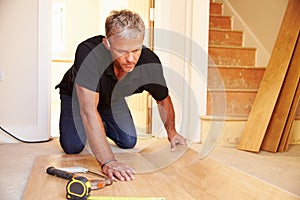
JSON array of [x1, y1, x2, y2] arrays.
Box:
[[59, 95, 137, 154]]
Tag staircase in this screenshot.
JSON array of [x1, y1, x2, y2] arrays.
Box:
[[201, 1, 300, 146]]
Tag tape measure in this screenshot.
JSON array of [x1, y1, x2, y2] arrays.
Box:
[[66, 176, 164, 200], [66, 176, 91, 200]]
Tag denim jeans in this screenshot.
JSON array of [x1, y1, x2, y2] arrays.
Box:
[[59, 95, 137, 154]]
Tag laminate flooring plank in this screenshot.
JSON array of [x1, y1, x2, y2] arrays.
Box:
[[22, 150, 300, 200], [237, 0, 300, 152], [261, 33, 300, 152], [278, 80, 300, 152]]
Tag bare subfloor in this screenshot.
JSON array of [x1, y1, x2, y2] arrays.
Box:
[[0, 138, 299, 200]]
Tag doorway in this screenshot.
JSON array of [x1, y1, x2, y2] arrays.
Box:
[[50, 0, 153, 137]]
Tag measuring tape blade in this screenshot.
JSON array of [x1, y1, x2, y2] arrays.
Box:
[[88, 197, 165, 200]]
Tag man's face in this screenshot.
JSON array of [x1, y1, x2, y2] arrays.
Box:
[[108, 36, 143, 73]]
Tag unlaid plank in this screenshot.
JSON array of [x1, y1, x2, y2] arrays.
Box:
[[237, 0, 300, 152], [261, 33, 300, 152], [278, 80, 300, 152], [22, 150, 300, 200]]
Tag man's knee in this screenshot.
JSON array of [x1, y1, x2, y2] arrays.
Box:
[[59, 135, 85, 154], [60, 142, 85, 154], [116, 135, 137, 149]]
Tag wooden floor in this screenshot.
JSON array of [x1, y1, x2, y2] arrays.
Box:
[[23, 146, 299, 200]]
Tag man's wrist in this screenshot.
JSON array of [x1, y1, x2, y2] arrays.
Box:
[[101, 159, 117, 169], [167, 131, 177, 141]]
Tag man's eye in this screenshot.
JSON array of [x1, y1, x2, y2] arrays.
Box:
[[118, 50, 127, 54], [116, 48, 140, 55]]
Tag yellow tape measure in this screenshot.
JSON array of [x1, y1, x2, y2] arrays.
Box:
[[89, 197, 165, 200]]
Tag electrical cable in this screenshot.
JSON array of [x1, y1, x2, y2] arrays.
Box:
[[0, 126, 52, 143]]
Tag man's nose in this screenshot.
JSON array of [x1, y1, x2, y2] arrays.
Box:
[[125, 52, 134, 62]]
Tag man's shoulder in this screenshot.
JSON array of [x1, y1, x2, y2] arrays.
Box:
[[78, 35, 105, 49], [140, 46, 161, 64], [74, 35, 109, 66]]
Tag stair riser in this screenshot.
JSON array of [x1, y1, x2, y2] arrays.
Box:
[[209, 15, 232, 29], [209, 30, 243, 46], [209, 47, 256, 66], [210, 3, 223, 15], [208, 67, 265, 90], [207, 90, 300, 117], [200, 118, 300, 146], [207, 91, 257, 117]]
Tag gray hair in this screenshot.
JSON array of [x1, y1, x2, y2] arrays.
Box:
[[105, 10, 145, 39]]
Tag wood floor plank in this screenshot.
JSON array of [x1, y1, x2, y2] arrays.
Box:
[[22, 150, 300, 200], [278, 80, 300, 152], [237, 0, 300, 152], [261, 33, 300, 152]]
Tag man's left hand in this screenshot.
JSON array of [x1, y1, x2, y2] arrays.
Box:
[[168, 132, 187, 151]]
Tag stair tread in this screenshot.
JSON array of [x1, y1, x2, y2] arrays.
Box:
[[208, 65, 266, 69], [209, 45, 256, 50], [210, 14, 232, 18], [210, 2, 223, 6], [209, 28, 244, 33], [208, 88, 258, 92], [200, 115, 248, 121], [201, 115, 300, 121], [209, 28, 233, 31]]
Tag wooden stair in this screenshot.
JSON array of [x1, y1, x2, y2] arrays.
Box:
[[201, 0, 300, 146]]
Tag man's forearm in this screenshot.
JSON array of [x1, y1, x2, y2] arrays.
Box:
[[157, 95, 177, 138], [76, 84, 115, 166], [80, 111, 115, 165]]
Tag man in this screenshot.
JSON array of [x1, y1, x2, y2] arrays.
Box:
[[56, 10, 186, 181]]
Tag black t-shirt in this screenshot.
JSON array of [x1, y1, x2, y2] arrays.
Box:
[[56, 35, 169, 110]]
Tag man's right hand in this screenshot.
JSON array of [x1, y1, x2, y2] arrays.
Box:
[[102, 160, 135, 181]]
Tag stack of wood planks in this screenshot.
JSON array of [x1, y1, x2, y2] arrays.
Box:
[[237, 0, 300, 153]]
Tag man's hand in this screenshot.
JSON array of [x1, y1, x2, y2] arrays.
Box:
[[168, 132, 187, 152], [156, 96, 187, 151], [102, 160, 135, 181]]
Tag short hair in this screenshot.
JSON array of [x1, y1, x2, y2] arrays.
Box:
[[105, 10, 145, 40]]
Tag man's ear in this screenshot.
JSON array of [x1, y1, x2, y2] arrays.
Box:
[[103, 38, 111, 49]]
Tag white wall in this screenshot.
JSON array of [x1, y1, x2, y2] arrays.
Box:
[[222, 0, 289, 66], [0, 0, 38, 129], [152, 0, 209, 143], [0, 0, 51, 142]]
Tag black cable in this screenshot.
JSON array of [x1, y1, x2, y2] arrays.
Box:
[[0, 126, 52, 143]]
